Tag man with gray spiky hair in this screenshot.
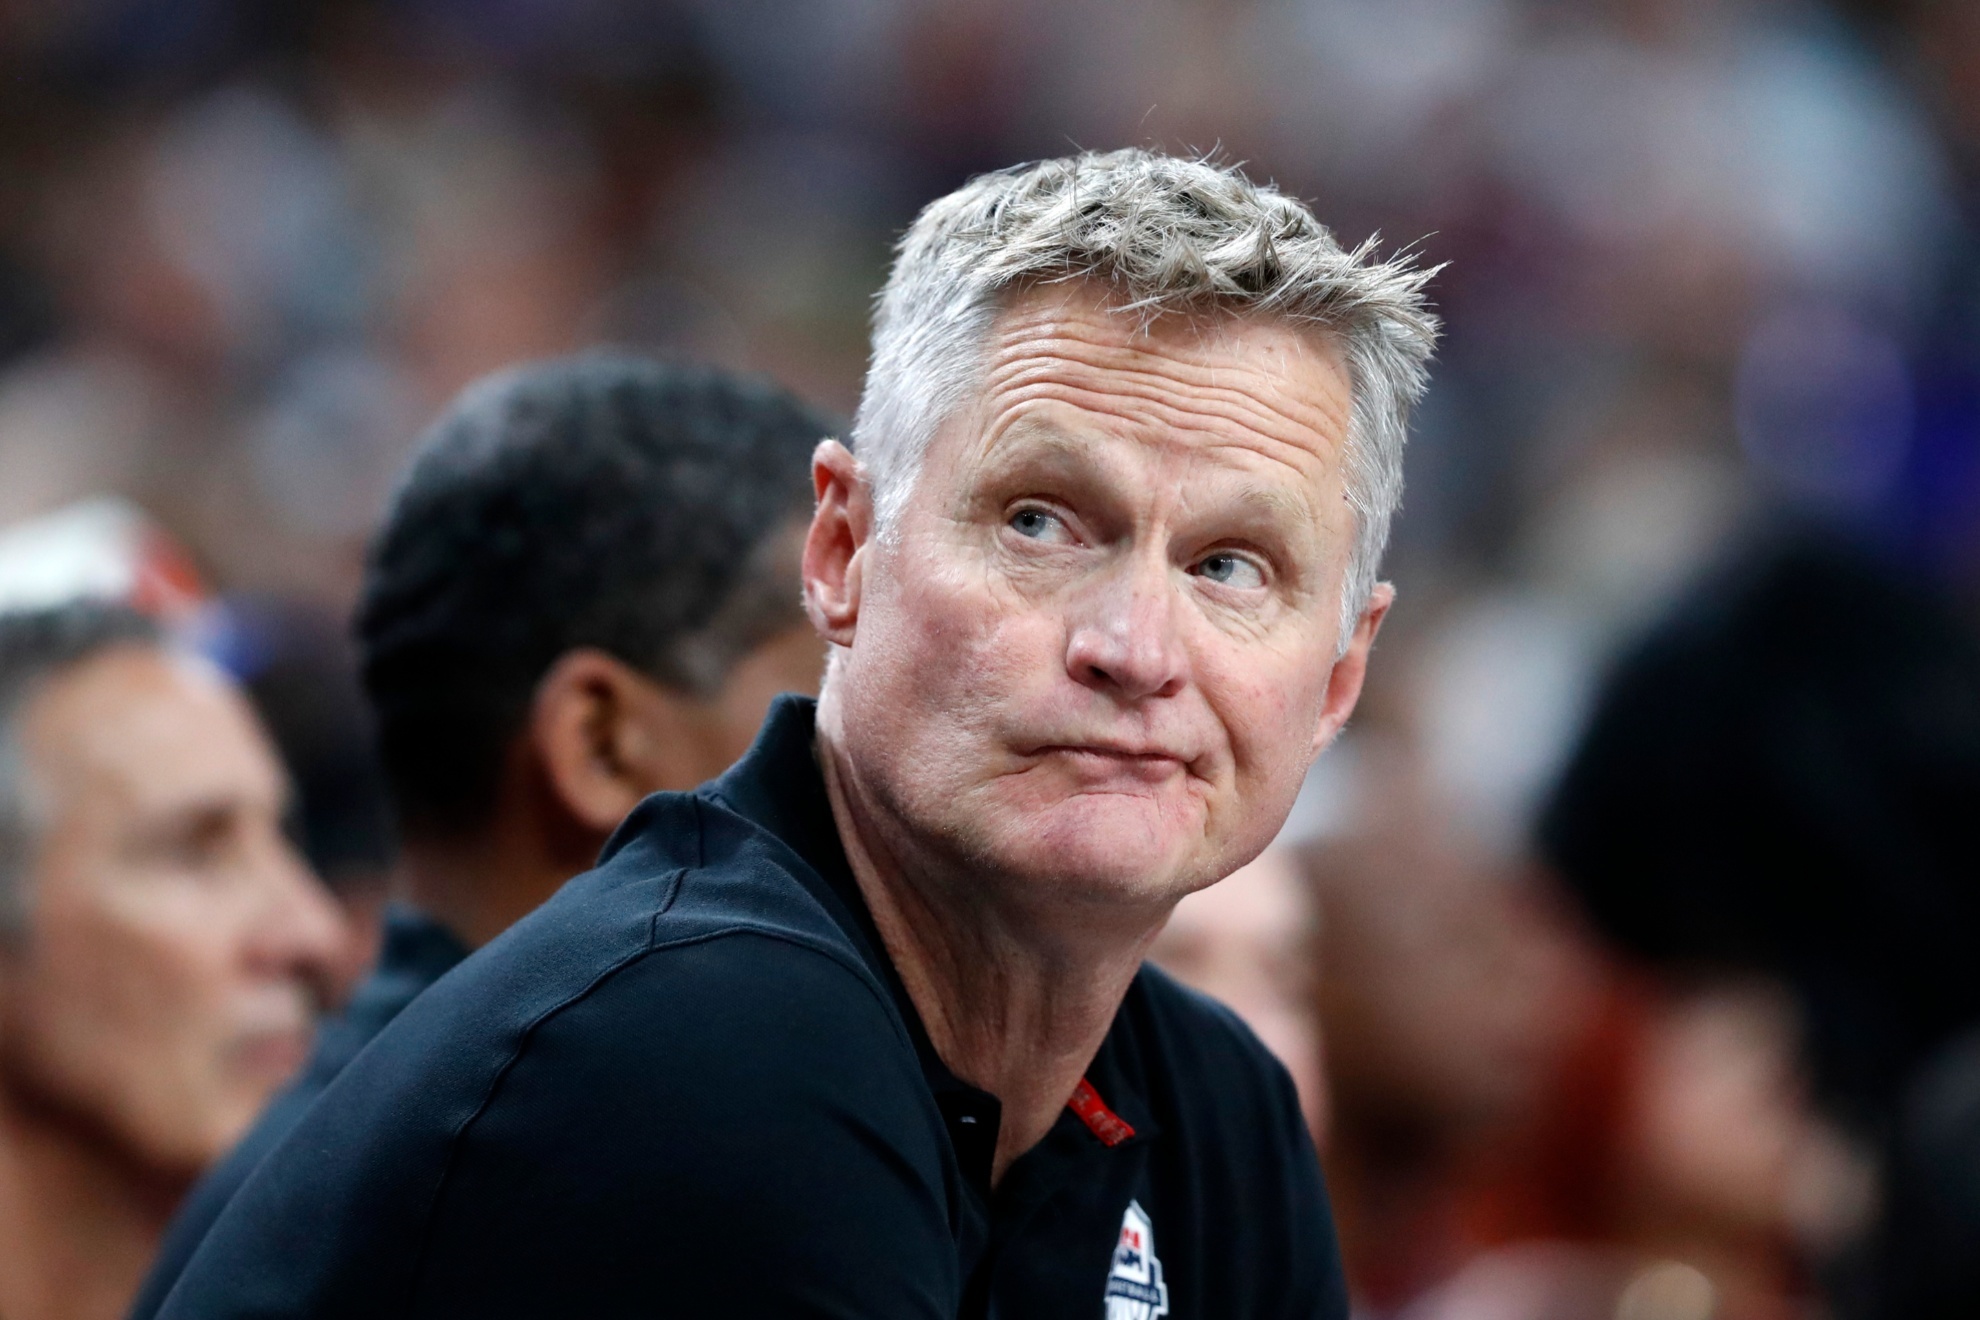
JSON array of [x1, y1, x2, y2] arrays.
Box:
[[161, 150, 1436, 1320]]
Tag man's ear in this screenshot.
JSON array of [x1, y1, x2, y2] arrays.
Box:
[[1310, 582, 1395, 758], [529, 650, 699, 836], [802, 439, 870, 648]]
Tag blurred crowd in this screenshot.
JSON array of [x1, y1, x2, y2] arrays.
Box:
[[3, 1, 1980, 1318]]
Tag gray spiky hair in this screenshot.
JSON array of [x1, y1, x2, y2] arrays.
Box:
[[851, 148, 1440, 648]]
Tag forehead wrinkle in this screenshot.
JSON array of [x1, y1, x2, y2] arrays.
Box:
[[985, 292, 1353, 442], [981, 375, 1338, 494], [977, 345, 1350, 491]]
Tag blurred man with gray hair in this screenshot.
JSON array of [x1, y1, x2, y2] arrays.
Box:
[[0, 603, 346, 1320], [161, 149, 1437, 1320]]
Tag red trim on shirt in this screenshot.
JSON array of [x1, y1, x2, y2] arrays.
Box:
[[1068, 1077, 1135, 1146]]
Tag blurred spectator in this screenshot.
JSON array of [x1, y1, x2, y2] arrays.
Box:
[[1294, 745, 1584, 1316], [0, 499, 392, 989], [1148, 845, 1327, 1136], [1297, 734, 1862, 1319], [206, 596, 395, 996], [0, 498, 205, 621], [1539, 527, 1980, 1316], [0, 602, 345, 1320], [1541, 528, 1980, 1130], [129, 353, 833, 1317], [1417, 967, 1859, 1320]]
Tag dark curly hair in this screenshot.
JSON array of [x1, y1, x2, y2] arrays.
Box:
[[356, 353, 833, 838]]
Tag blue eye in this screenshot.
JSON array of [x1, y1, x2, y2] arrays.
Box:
[[1010, 508, 1062, 540], [1194, 552, 1265, 589]]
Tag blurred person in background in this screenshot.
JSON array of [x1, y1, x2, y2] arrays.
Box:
[[214, 595, 399, 999], [1147, 845, 1328, 1138], [1403, 956, 1848, 1320], [1293, 752, 1586, 1318], [1298, 734, 1854, 1320], [0, 602, 345, 1320], [0, 498, 394, 1011], [129, 352, 832, 1317], [1534, 527, 1980, 1320]]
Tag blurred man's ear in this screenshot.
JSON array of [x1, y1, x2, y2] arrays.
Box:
[[528, 649, 702, 836], [802, 440, 870, 648]]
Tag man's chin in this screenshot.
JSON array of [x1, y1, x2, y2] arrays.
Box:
[[976, 795, 1204, 904]]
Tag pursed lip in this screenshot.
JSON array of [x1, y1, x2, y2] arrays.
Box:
[[1027, 742, 1195, 777], [228, 1023, 313, 1081]]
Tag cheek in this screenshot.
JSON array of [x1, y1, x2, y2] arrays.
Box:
[[1205, 642, 1332, 792], [854, 543, 1066, 735], [12, 869, 242, 1155], [26, 878, 206, 1049]]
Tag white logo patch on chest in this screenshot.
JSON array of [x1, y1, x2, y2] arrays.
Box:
[[1103, 1200, 1170, 1320]]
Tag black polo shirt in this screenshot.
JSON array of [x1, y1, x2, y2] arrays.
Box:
[[158, 696, 1346, 1319]]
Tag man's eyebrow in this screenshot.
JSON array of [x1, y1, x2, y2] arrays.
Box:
[[982, 419, 1328, 532], [1207, 480, 1321, 535], [978, 417, 1109, 475], [965, 418, 1147, 505]]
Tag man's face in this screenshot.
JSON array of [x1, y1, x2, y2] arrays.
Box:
[[824, 282, 1380, 915], [0, 646, 345, 1175]]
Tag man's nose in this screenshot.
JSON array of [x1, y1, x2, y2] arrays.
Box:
[[1064, 554, 1188, 702], [244, 839, 354, 1013]]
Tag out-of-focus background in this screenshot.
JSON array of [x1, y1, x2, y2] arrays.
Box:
[[4, 1, 1980, 1318]]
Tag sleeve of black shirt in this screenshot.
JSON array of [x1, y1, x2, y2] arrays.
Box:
[[405, 930, 962, 1319]]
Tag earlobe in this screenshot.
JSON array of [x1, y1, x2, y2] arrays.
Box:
[[1309, 582, 1394, 758], [802, 440, 871, 648]]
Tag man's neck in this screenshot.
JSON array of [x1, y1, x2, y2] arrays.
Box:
[[396, 824, 594, 952], [815, 727, 1166, 1185], [0, 1089, 184, 1320]]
